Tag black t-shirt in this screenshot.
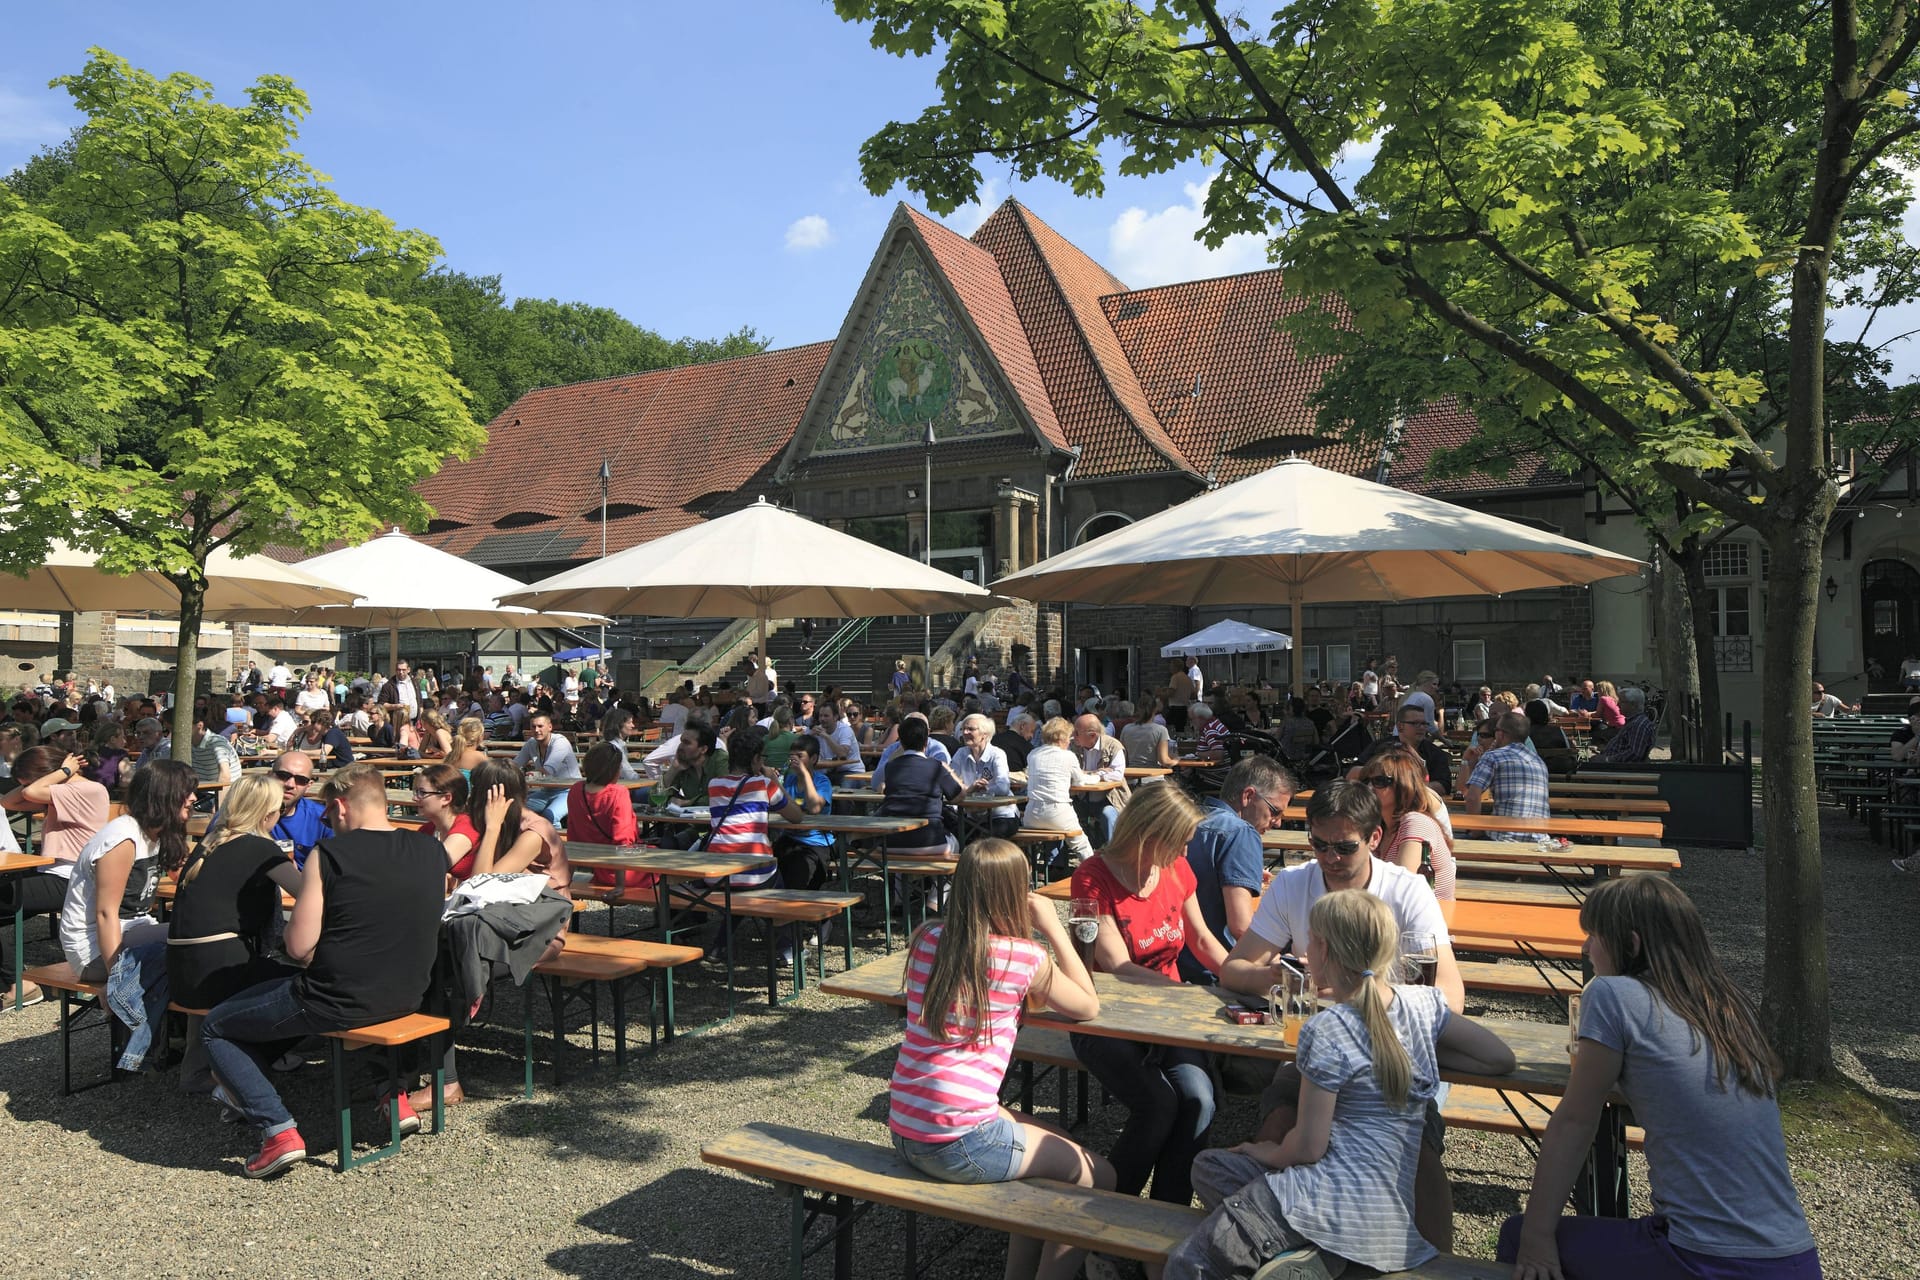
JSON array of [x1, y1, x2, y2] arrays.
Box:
[[992, 729, 1032, 772], [171, 834, 288, 944], [1307, 707, 1334, 735], [878, 752, 962, 850], [1416, 737, 1454, 793], [1894, 726, 1915, 747], [293, 828, 446, 1027]]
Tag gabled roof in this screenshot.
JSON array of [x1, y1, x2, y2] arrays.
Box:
[[1388, 397, 1579, 496], [971, 201, 1196, 480], [416, 341, 831, 558], [1100, 268, 1380, 486]]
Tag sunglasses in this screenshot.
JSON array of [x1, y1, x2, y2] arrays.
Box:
[[1307, 836, 1366, 855], [1399, 718, 1428, 727], [1362, 774, 1393, 788], [272, 769, 312, 785]]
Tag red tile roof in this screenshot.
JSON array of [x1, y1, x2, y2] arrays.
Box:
[[1388, 396, 1577, 495], [1100, 269, 1382, 486], [415, 341, 832, 555], [970, 202, 1194, 479], [901, 207, 1070, 453]]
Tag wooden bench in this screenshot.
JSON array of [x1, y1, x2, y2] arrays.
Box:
[[702, 1122, 1507, 1278], [663, 887, 862, 1004], [1443, 1083, 1645, 1154], [23, 962, 118, 1095], [1010, 827, 1083, 886], [528, 935, 701, 1081], [322, 1012, 452, 1172]]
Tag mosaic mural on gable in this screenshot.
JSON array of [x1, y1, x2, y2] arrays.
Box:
[[815, 248, 1020, 455]]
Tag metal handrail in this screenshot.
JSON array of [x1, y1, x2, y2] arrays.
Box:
[[810, 616, 873, 677]]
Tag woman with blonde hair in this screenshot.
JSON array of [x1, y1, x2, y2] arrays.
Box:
[[417, 707, 453, 760], [1503, 876, 1819, 1279], [1589, 679, 1627, 745], [1070, 782, 1225, 1208], [1169, 890, 1514, 1279], [168, 772, 302, 1010], [1363, 746, 1457, 899], [448, 716, 489, 777], [889, 838, 1107, 1280], [1018, 716, 1091, 868]]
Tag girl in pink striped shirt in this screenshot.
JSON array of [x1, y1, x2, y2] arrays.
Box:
[[888, 838, 1109, 1280]]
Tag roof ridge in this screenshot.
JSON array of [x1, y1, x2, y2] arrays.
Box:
[[1004, 204, 1196, 477], [1101, 263, 1289, 303], [494, 338, 836, 412]]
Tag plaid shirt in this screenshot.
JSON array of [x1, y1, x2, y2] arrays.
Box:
[[1597, 713, 1657, 763], [1467, 744, 1552, 841]]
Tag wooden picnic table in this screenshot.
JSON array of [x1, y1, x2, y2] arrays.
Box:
[[1456, 795, 1671, 817], [564, 844, 776, 1030], [1551, 780, 1660, 797], [820, 953, 1631, 1217], [1123, 766, 1173, 781], [2, 851, 55, 1010]]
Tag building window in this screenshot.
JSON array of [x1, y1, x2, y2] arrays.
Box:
[[1701, 541, 1750, 579], [1324, 645, 1351, 685], [1710, 585, 1753, 672], [1452, 639, 1487, 683], [1302, 646, 1321, 682]]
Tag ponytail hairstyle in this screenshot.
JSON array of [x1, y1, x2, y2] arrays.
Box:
[[916, 838, 1031, 1048], [1308, 890, 1414, 1108], [1580, 876, 1780, 1096]]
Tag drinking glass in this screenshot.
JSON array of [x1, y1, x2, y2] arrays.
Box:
[[1399, 929, 1439, 987], [1566, 991, 1584, 1058], [1267, 959, 1319, 1047], [1067, 897, 1100, 947]]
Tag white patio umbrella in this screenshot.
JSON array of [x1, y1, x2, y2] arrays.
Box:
[[498, 497, 1009, 675], [207, 527, 605, 668], [994, 458, 1644, 692], [1161, 618, 1292, 686], [0, 541, 358, 614]]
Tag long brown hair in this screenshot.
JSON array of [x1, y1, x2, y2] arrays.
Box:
[[916, 838, 1031, 1047], [466, 759, 524, 843], [1580, 876, 1780, 1096], [1310, 890, 1414, 1107], [1372, 746, 1443, 825]]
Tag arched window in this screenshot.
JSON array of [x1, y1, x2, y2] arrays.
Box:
[[1074, 511, 1132, 547]]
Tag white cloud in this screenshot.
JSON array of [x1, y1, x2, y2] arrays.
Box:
[[1106, 174, 1270, 287], [784, 214, 833, 252], [0, 84, 77, 155], [946, 178, 1002, 237]]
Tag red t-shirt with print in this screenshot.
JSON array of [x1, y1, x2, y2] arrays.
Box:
[[1070, 855, 1197, 981]]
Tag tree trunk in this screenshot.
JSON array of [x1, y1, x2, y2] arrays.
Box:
[[1677, 547, 1727, 762], [1651, 544, 1702, 760], [1758, 521, 1832, 1079], [168, 575, 205, 764]]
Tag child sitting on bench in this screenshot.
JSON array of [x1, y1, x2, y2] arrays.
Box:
[[1166, 890, 1516, 1280], [889, 837, 1108, 1280]]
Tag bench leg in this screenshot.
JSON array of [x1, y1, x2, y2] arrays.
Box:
[[547, 977, 568, 1086], [610, 978, 628, 1075], [522, 987, 536, 1098], [786, 1183, 806, 1280], [1017, 1058, 1035, 1113], [902, 1211, 919, 1280], [429, 1032, 446, 1137]]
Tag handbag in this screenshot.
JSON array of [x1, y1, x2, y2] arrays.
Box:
[[687, 776, 752, 854]]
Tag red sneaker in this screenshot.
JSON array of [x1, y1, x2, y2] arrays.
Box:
[[385, 1090, 422, 1136], [243, 1127, 306, 1178]]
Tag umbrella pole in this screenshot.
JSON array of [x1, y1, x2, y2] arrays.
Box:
[[758, 612, 768, 704], [1290, 595, 1304, 697], [389, 623, 400, 680]]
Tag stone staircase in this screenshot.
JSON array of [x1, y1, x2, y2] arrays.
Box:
[[717, 615, 971, 701]]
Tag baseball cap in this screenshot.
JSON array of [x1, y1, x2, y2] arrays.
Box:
[[40, 717, 79, 734]]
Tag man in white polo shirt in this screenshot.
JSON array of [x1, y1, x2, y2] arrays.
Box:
[[1218, 779, 1463, 1251]]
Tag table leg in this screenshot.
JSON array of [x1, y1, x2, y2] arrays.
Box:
[[12, 898, 22, 1012]]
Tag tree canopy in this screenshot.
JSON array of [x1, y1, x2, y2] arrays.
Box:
[[406, 271, 767, 424], [836, 0, 1920, 1076], [0, 50, 483, 750]]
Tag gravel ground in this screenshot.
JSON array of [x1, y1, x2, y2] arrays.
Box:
[[0, 809, 1914, 1279]]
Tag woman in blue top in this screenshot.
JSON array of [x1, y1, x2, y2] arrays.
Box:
[[1503, 876, 1821, 1279]]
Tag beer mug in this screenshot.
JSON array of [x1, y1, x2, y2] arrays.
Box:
[[1399, 929, 1439, 987]]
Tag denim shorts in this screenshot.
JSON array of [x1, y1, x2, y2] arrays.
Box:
[[892, 1115, 1026, 1184]]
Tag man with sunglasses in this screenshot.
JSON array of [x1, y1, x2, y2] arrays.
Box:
[[266, 752, 332, 868], [1217, 780, 1465, 1249], [1177, 756, 1297, 985]]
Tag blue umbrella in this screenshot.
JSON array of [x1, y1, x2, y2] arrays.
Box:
[[553, 645, 607, 662]]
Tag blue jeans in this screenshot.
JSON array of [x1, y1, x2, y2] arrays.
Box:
[[201, 977, 333, 1137], [892, 1115, 1027, 1184], [1071, 1032, 1216, 1204], [526, 785, 568, 827]]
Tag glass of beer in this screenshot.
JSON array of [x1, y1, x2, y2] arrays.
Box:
[[1399, 929, 1439, 987], [1267, 959, 1318, 1047], [1067, 897, 1100, 947]]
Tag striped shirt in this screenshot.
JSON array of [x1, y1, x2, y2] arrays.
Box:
[[706, 774, 784, 886], [888, 925, 1044, 1142]]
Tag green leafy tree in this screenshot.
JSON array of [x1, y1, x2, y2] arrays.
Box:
[[408, 271, 770, 423], [837, 0, 1920, 1076], [0, 50, 482, 758]]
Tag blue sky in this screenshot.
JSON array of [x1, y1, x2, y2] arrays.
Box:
[[0, 1, 1280, 353], [3, 2, 1913, 379]]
